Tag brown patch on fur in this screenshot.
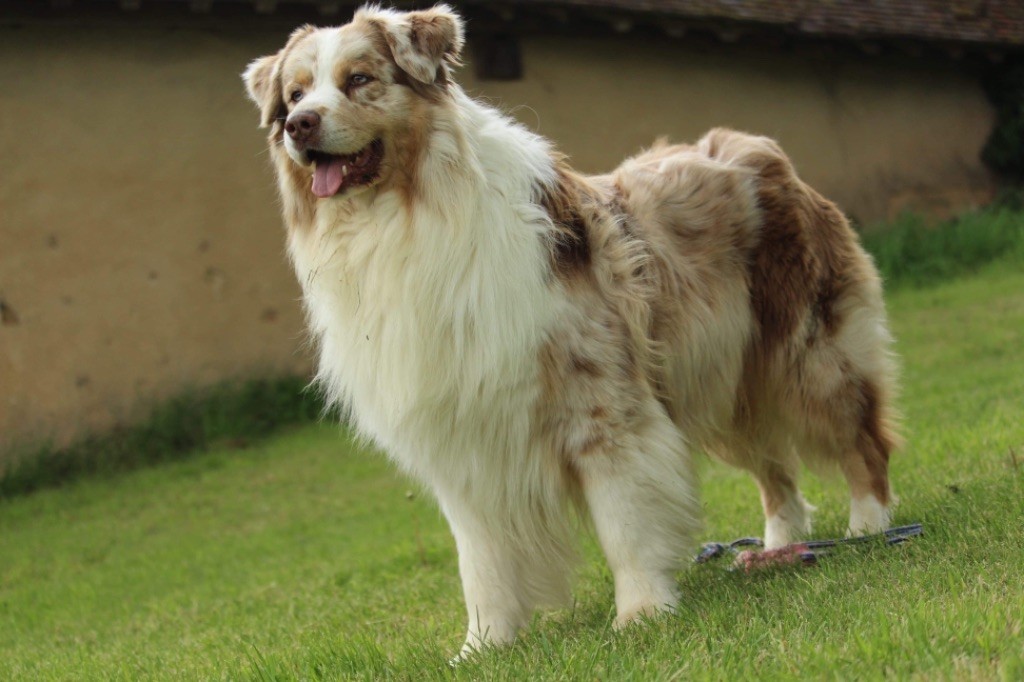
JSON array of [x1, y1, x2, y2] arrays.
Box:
[[569, 354, 601, 377], [535, 311, 649, 468], [554, 214, 591, 278], [408, 13, 460, 70], [610, 136, 769, 425], [854, 379, 896, 504], [360, 11, 458, 96], [750, 173, 814, 352], [803, 193, 865, 341], [357, 20, 447, 104], [288, 69, 314, 94], [755, 462, 800, 517], [385, 96, 434, 211], [693, 138, 812, 359], [576, 435, 607, 458], [697, 129, 859, 356], [540, 163, 594, 280], [536, 338, 602, 462], [534, 164, 663, 422], [395, 65, 447, 101], [333, 51, 394, 100]]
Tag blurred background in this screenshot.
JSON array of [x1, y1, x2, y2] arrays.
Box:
[[2, 0, 1021, 462]]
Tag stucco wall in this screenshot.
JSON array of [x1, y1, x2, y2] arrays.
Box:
[[0, 21, 995, 457], [470, 35, 995, 224], [1, 25, 312, 455]]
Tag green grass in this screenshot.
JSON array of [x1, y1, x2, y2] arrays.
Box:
[[861, 202, 1024, 289], [2, 264, 1023, 679]]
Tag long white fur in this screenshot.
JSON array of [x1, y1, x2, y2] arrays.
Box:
[[287, 89, 589, 653]]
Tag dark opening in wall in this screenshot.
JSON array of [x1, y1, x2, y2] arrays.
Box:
[[473, 33, 523, 81], [981, 57, 1024, 183]]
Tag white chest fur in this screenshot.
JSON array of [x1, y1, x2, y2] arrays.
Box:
[[286, 95, 562, 484]]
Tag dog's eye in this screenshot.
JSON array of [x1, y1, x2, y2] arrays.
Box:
[[289, 90, 304, 103], [348, 74, 373, 88]]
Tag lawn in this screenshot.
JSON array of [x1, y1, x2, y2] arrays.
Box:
[[2, 263, 1023, 681]]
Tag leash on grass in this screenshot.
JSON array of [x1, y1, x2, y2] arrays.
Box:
[[695, 523, 924, 571]]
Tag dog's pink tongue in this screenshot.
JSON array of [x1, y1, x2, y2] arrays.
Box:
[[312, 157, 345, 198]]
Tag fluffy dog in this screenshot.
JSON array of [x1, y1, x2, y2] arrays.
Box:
[[243, 4, 900, 657]]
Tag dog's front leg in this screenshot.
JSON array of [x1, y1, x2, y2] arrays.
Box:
[[574, 404, 700, 628], [442, 501, 531, 660]]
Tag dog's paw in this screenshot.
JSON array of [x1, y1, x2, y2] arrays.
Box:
[[764, 494, 815, 549], [848, 495, 890, 537], [613, 600, 676, 630]]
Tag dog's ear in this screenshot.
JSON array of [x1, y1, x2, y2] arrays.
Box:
[[243, 53, 284, 128], [364, 4, 465, 85], [243, 25, 317, 128]]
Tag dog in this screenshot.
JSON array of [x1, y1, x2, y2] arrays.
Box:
[[243, 4, 900, 658]]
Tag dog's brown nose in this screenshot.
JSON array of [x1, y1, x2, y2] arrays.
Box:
[[285, 111, 321, 145]]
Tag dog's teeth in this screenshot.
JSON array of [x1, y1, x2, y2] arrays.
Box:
[[342, 164, 348, 175]]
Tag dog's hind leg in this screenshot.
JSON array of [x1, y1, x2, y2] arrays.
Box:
[[573, 401, 700, 628], [841, 379, 898, 536], [753, 454, 814, 550], [843, 456, 891, 536]]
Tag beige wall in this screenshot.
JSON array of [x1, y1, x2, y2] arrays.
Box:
[[0, 22, 996, 458], [1, 25, 311, 455], [466, 35, 995, 224]]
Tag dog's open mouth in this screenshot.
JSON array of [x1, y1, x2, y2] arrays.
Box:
[[308, 139, 384, 198]]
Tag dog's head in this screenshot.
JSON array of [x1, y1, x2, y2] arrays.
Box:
[[243, 5, 464, 199]]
